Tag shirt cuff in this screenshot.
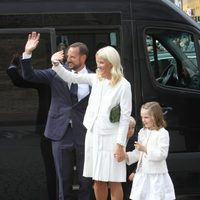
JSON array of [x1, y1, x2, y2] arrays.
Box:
[[22, 52, 32, 59], [8, 65, 17, 69]]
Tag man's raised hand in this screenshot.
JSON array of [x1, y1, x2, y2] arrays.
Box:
[[25, 32, 40, 55]]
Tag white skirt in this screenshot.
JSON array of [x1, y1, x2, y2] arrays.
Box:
[[83, 128, 126, 182], [130, 172, 176, 200]]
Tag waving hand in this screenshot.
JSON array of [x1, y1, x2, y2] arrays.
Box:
[[25, 32, 40, 54]]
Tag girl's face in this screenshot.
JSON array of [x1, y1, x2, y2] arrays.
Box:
[[96, 55, 113, 79], [140, 108, 154, 129]]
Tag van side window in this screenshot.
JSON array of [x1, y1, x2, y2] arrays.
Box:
[[56, 31, 118, 72], [0, 32, 52, 129], [146, 30, 200, 90]]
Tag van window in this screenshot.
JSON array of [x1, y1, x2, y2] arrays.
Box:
[[146, 30, 200, 90], [0, 32, 52, 128], [55, 30, 119, 71]]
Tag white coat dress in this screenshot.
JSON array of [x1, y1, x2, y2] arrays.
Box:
[[53, 64, 132, 182]]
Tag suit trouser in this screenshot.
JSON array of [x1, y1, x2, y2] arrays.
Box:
[[52, 126, 93, 200], [40, 135, 57, 200]]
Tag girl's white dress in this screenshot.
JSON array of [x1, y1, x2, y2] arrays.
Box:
[[127, 128, 176, 200], [52, 65, 132, 182]]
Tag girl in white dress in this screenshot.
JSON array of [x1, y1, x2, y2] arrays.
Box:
[[126, 101, 175, 200], [51, 46, 132, 200]]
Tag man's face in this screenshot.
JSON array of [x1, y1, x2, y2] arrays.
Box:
[[67, 47, 85, 71]]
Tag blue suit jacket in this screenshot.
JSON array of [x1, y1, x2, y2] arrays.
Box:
[[20, 58, 91, 144]]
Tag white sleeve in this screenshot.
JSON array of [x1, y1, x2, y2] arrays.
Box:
[[126, 150, 140, 165], [52, 64, 94, 85], [116, 81, 132, 146], [146, 129, 169, 161], [22, 52, 32, 59]]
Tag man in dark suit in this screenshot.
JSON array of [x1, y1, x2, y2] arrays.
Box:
[[7, 53, 57, 200], [20, 32, 93, 200]]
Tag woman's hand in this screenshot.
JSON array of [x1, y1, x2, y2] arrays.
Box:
[[51, 51, 65, 66], [113, 143, 125, 162]]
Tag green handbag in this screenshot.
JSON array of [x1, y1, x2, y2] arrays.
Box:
[[109, 104, 121, 123]]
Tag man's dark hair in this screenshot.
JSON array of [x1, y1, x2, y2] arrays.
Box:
[[69, 42, 89, 58]]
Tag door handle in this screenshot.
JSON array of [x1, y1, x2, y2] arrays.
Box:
[[162, 106, 173, 115]]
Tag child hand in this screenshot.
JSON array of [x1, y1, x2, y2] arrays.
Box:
[[128, 172, 135, 181], [134, 141, 147, 153]]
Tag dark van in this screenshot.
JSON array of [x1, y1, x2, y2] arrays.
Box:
[[0, 0, 200, 199]]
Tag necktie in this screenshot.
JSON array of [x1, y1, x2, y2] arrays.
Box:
[[70, 82, 78, 104]]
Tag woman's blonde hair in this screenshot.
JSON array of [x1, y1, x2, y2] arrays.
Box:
[[95, 46, 124, 85], [141, 101, 167, 129]]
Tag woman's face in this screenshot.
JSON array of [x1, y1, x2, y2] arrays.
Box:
[[96, 55, 113, 79], [140, 108, 154, 129]]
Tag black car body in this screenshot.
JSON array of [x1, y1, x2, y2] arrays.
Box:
[[0, 0, 200, 199]]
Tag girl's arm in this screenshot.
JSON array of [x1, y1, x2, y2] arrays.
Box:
[[146, 129, 169, 161], [126, 150, 139, 165]]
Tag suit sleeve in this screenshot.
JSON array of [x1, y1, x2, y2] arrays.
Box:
[[7, 67, 40, 89], [20, 58, 53, 84]]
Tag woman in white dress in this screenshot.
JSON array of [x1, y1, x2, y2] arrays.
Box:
[[51, 46, 132, 200], [126, 101, 176, 200]]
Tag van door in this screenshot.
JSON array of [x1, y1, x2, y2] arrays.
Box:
[[135, 23, 200, 196], [0, 28, 56, 200]]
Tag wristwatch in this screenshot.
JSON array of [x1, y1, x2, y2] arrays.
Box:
[[52, 61, 60, 66]]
